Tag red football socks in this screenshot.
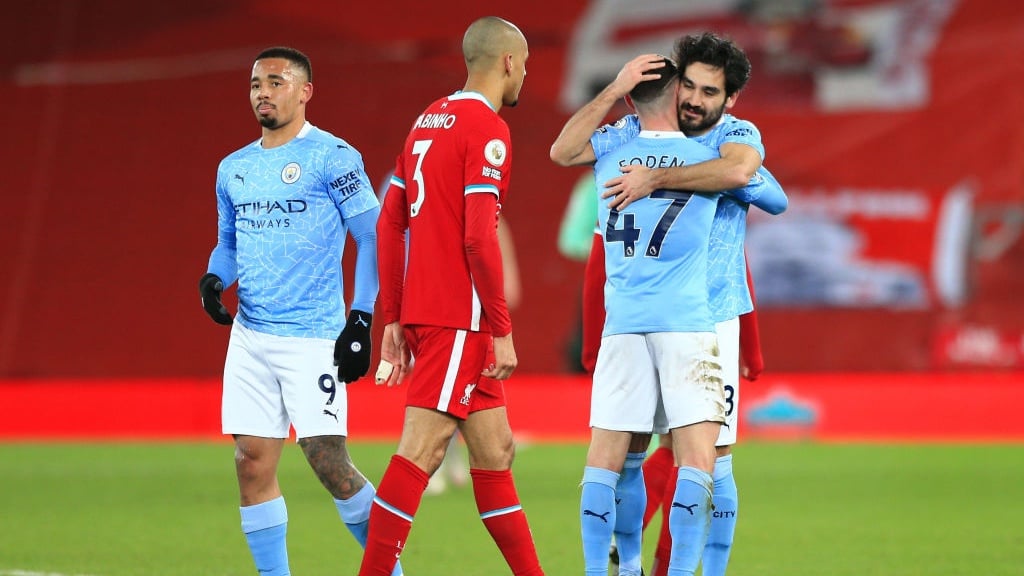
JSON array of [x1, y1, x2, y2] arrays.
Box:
[[471, 468, 545, 576], [358, 455, 428, 576]]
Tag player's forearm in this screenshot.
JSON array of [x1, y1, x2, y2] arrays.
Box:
[[550, 86, 621, 166], [376, 201, 406, 325], [465, 243, 511, 337], [465, 197, 512, 336], [347, 207, 380, 314], [207, 238, 238, 288], [654, 158, 752, 193], [209, 191, 239, 286], [747, 167, 788, 215]]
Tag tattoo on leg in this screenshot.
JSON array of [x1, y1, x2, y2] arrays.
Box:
[[299, 435, 366, 500]]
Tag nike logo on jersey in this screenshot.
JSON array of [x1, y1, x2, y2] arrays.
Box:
[[583, 509, 611, 522]]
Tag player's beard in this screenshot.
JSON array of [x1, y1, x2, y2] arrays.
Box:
[[679, 101, 725, 136], [258, 115, 279, 129]]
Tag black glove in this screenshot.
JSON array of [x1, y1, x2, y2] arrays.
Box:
[[198, 273, 233, 325], [334, 310, 372, 383]]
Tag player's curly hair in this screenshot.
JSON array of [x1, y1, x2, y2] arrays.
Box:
[[673, 32, 751, 96], [255, 46, 313, 83]]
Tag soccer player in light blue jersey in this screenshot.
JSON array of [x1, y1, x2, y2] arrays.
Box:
[[197, 46, 400, 576], [564, 57, 771, 576], [552, 34, 787, 576]]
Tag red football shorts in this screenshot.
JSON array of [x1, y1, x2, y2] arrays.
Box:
[[403, 325, 506, 419]]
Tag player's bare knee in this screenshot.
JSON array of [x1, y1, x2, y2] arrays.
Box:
[[234, 448, 276, 489], [395, 433, 452, 476]]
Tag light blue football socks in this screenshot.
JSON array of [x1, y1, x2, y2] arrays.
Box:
[[614, 452, 648, 576], [336, 482, 404, 576], [241, 496, 290, 576], [581, 466, 620, 576], [667, 466, 713, 576], [702, 454, 738, 576]]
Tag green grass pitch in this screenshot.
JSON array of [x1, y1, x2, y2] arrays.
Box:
[[1, 441, 1022, 575]]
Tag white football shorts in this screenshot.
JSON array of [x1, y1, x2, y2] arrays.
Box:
[[715, 316, 740, 447], [222, 321, 348, 439], [591, 331, 726, 433]]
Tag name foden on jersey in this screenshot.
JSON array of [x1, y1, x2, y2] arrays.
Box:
[[618, 155, 688, 169]]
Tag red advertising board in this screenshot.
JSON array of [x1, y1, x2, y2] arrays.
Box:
[[2, 373, 1021, 442]]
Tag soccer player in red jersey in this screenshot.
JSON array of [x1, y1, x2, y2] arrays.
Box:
[[357, 16, 544, 576]]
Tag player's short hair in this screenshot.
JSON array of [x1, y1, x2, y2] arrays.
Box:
[[673, 32, 751, 96], [628, 57, 678, 104], [255, 46, 313, 83], [463, 16, 524, 69]]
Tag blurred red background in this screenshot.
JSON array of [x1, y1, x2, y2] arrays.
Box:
[[2, 0, 1023, 379]]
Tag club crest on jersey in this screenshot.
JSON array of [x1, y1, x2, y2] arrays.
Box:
[[459, 383, 477, 406], [484, 139, 507, 167], [281, 162, 301, 184]]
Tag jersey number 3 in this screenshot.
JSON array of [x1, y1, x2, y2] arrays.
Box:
[[409, 139, 432, 217], [605, 190, 692, 257]]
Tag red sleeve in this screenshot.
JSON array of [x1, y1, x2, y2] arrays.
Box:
[[738, 255, 763, 381], [581, 230, 605, 375], [465, 193, 512, 337], [376, 160, 408, 325]]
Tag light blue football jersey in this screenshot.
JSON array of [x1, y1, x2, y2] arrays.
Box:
[[208, 122, 379, 338], [592, 113, 784, 321], [594, 131, 720, 335]]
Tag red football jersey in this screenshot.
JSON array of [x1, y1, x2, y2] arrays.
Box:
[[378, 91, 512, 335]]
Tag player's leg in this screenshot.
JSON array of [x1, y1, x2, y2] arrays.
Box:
[[649, 433, 677, 576], [704, 447, 736, 574], [358, 406, 456, 576], [425, 433, 454, 495], [461, 394, 544, 576], [222, 323, 292, 575], [357, 326, 473, 576], [444, 429, 470, 486], [235, 435, 289, 576], [643, 434, 674, 528], [702, 317, 741, 576], [663, 422, 719, 576], [426, 431, 469, 495], [640, 392, 673, 576], [268, 331, 404, 576], [612, 432, 651, 576], [653, 331, 725, 576], [582, 428, 631, 576], [650, 473, 676, 576], [588, 334, 658, 576]]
